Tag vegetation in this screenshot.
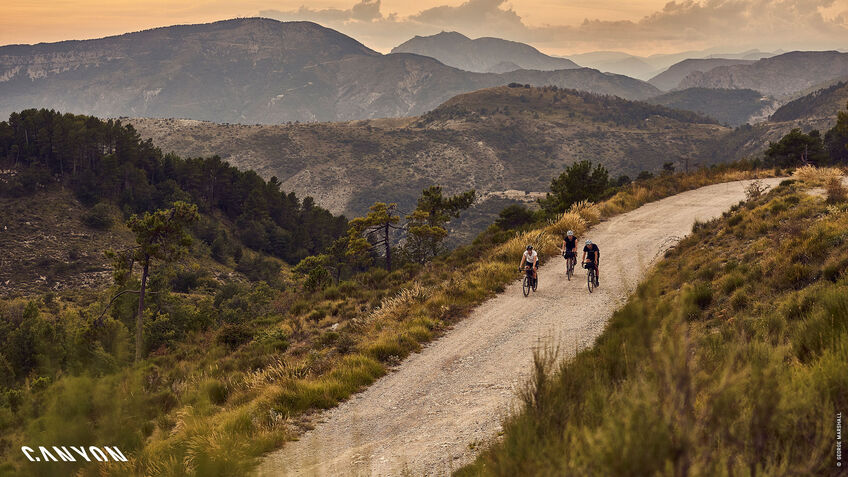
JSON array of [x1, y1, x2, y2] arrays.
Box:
[[764, 128, 829, 167], [539, 160, 610, 215], [0, 109, 347, 265], [458, 175, 847, 476], [0, 151, 776, 476]]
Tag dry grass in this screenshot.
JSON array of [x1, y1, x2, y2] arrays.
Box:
[[792, 165, 844, 185], [825, 177, 848, 203]]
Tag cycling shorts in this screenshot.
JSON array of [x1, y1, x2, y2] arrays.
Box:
[[563, 250, 576, 259]]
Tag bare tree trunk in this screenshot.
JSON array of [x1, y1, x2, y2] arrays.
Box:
[[384, 223, 392, 271], [134, 257, 149, 363]]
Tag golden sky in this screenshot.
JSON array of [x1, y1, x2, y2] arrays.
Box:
[[2, 1, 847, 55]]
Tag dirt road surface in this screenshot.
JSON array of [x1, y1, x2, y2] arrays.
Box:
[[258, 179, 782, 476]]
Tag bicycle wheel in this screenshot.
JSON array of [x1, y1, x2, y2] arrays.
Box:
[[523, 275, 531, 297], [587, 268, 595, 293], [567, 259, 574, 280], [532, 274, 538, 292]]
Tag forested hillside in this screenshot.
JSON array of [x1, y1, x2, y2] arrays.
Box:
[[0, 109, 347, 269], [645, 88, 774, 126]]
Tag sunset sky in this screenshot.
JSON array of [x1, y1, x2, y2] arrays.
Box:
[[3, 0, 848, 56]]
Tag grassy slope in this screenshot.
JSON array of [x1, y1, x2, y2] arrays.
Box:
[[0, 166, 775, 476], [457, 172, 847, 476]]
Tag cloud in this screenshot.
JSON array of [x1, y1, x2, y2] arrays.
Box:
[[259, 0, 848, 55]]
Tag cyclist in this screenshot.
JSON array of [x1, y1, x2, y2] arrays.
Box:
[[520, 245, 538, 285], [562, 230, 578, 273], [582, 239, 600, 286]]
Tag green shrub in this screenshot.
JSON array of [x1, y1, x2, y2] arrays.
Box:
[[202, 379, 229, 405], [216, 324, 254, 351], [81, 202, 113, 229]]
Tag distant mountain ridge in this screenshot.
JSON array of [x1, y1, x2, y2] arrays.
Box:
[[391, 31, 580, 73], [648, 58, 756, 91], [678, 51, 848, 98], [0, 18, 658, 123], [565, 49, 776, 81]]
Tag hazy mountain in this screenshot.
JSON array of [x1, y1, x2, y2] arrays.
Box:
[[646, 88, 776, 126], [648, 59, 756, 91], [128, 85, 726, 243], [391, 31, 580, 73], [677, 51, 848, 98], [0, 18, 657, 124], [565, 49, 776, 81], [564, 52, 659, 80]]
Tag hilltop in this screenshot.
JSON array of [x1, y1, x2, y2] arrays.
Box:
[[0, 18, 657, 124], [128, 86, 727, 240], [391, 31, 580, 73]]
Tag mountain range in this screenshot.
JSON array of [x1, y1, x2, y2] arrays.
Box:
[[678, 51, 848, 98], [0, 18, 657, 124], [127, 85, 728, 243], [391, 31, 580, 73], [564, 49, 777, 80]]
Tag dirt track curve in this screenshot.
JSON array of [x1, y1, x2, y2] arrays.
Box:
[[258, 179, 782, 477]]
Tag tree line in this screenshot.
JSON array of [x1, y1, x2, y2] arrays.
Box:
[[0, 109, 347, 264]]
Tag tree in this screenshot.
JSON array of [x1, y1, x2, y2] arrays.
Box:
[[404, 187, 475, 264], [764, 128, 828, 168], [347, 202, 401, 271], [112, 202, 199, 362], [540, 160, 610, 215], [824, 102, 848, 165], [495, 204, 536, 230]]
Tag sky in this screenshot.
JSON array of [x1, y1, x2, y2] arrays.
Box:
[[2, 0, 848, 56]]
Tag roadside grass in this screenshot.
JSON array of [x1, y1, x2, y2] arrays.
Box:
[[0, 165, 786, 476], [456, 176, 847, 476]]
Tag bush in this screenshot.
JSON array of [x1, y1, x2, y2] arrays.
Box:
[[825, 177, 847, 203], [202, 379, 229, 405], [216, 324, 254, 351], [81, 202, 113, 229]]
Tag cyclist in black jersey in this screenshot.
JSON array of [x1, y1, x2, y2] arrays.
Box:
[[582, 239, 600, 286], [562, 230, 578, 272]]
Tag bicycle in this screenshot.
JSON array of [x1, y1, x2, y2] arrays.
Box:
[[563, 251, 576, 280], [521, 265, 538, 297], [584, 261, 597, 293]]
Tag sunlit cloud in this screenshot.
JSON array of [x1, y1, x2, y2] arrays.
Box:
[[260, 0, 848, 55]]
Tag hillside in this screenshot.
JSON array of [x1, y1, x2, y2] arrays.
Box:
[[0, 19, 658, 124], [128, 86, 727, 236], [646, 87, 776, 126], [0, 188, 134, 296], [770, 81, 848, 122], [459, 175, 848, 475], [648, 58, 755, 91], [678, 51, 848, 98], [391, 31, 580, 73]]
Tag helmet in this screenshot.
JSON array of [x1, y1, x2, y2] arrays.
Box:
[[567, 230, 574, 236], [526, 245, 533, 250], [585, 239, 592, 245]]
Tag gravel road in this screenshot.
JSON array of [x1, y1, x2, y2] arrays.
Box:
[[258, 179, 782, 477]]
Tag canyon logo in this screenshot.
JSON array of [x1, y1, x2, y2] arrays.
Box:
[[21, 446, 127, 463]]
